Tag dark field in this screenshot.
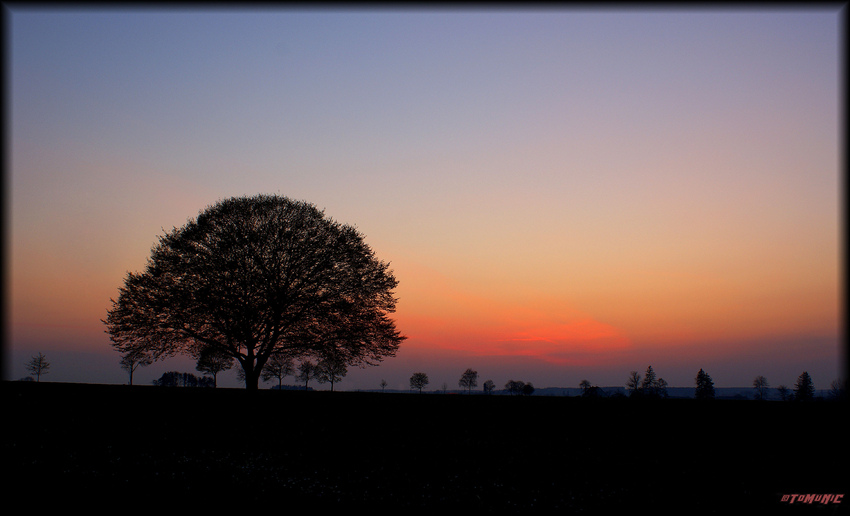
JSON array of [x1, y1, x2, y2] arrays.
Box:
[[5, 381, 846, 514]]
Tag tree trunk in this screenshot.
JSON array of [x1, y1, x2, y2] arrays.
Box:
[[247, 371, 260, 390], [242, 350, 262, 390], [242, 364, 260, 390]]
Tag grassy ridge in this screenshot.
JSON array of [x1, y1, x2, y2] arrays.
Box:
[[4, 382, 846, 514]]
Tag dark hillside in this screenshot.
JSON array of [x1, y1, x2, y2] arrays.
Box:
[[4, 382, 846, 514]]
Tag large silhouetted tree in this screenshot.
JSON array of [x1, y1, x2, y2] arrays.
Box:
[[26, 352, 50, 382], [104, 195, 405, 390]]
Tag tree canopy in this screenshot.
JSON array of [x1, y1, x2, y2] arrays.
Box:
[[104, 195, 405, 389]]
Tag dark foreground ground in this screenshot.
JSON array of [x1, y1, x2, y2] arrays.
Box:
[[4, 382, 847, 514]]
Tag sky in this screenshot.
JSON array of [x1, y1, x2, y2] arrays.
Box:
[[5, 7, 844, 392]]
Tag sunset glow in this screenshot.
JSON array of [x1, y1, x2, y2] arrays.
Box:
[[6, 8, 842, 391]]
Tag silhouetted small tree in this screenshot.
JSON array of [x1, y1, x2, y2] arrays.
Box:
[[626, 371, 641, 397], [586, 386, 601, 397], [641, 366, 657, 391], [794, 371, 814, 401], [626, 367, 666, 398], [636, 365, 667, 398], [316, 355, 348, 391], [505, 380, 525, 396], [695, 369, 715, 400], [753, 375, 770, 400], [410, 372, 429, 393], [828, 378, 846, 401], [483, 379, 495, 395], [380, 379, 388, 392], [581, 380, 601, 398], [197, 347, 235, 388], [656, 378, 669, 398], [459, 368, 479, 394], [521, 382, 535, 396], [120, 350, 152, 386], [261, 353, 294, 389], [297, 360, 317, 391], [777, 384, 792, 401], [26, 352, 50, 382]]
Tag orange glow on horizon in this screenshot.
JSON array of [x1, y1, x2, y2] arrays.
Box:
[[393, 269, 634, 366]]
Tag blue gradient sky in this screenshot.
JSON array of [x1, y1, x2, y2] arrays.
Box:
[[6, 8, 843, 391]]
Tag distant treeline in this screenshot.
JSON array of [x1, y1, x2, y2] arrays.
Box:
[[271, 384, 314, 391], [152, 371, 214, 388], [145, 370, 838, 401], [149, 372, 315, 391], [530, 386, 836, 400], [359, 385, 838, 400]]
